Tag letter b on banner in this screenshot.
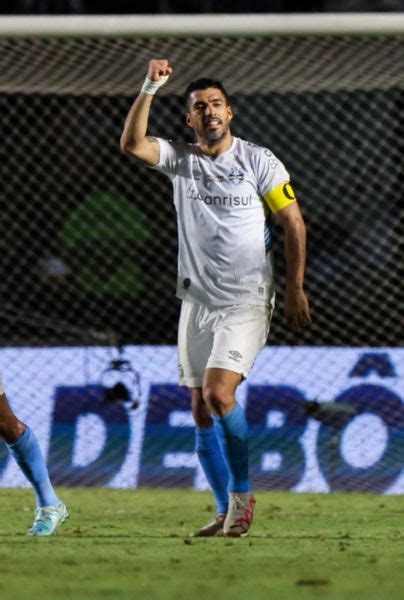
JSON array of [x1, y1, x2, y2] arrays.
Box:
[[138, 385, 195, 487], [247, 385, 308, 489]]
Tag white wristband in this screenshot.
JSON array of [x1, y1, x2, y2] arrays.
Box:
[[141, 75, 169, 95]]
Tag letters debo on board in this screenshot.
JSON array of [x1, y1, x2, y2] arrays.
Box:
[[0, 350, 402, 493]]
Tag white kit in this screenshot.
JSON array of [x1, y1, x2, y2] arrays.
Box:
[[153, 136, 290, 308]]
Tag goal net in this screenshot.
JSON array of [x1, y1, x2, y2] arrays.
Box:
[[0, 15, 402, 494]]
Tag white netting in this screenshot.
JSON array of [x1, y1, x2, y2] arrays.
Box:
[[0, 33, 403, 95], [0, 19, 402, 493]]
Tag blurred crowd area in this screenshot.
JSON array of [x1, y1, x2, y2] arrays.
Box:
[[1, 0, 404, 15]]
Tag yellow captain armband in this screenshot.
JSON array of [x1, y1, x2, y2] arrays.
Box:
[[263, 182, 297, 213]]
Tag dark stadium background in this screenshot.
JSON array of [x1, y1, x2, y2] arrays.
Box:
[[0, 2, 402, 350], [1, 89, 402, 348], [1, 0, 404, 14]]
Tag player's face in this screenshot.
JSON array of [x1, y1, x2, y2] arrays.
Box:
[[186, 88, 233, 145]]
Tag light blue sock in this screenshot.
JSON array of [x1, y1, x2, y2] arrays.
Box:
[[7, 427, 59, 507], [213, 403, 251, 493], [195, 427, 229, 515]]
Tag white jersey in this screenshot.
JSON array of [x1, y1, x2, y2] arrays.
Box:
[[152, 136, 290, 307]]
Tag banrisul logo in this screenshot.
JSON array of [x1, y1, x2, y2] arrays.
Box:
[[229, 167, 244, 185]]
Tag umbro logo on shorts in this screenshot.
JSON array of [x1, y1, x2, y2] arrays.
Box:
[[228, 350, 243, 361]]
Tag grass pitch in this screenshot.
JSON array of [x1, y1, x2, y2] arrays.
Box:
[[0, 488, 402, 600]]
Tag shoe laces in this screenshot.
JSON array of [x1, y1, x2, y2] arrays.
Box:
[[230, 495, 255, 527], [33, 505, 59, 526], [230, 495, 247, 511]]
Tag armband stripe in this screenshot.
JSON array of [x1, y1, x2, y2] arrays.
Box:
[[263, 182, 297, 213]]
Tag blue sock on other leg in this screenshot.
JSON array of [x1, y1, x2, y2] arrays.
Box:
[[195, 427, 229, 515], [213, 403, 251, 493], [7, 427, 60, 507]]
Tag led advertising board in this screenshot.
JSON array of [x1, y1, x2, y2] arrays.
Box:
[[0, 346, 402, 493]]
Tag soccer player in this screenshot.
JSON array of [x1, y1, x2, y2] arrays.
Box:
[[0, 373, 68, 535], [121, 59, 311, 537]]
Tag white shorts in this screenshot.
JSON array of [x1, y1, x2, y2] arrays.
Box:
[[0, 372, 4, 395], [178, 299, 272, 388]]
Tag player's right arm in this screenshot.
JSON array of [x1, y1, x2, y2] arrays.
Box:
[[120, 59, 172, 166]]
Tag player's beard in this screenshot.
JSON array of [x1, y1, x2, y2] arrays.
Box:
[[200, 118, 229, 146]]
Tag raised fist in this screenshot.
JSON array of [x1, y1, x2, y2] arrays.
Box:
[[147, 59, 173, 82]]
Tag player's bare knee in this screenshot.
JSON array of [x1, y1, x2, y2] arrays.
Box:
[[0, 415, 24, 441], [203, 385, 234, 417]]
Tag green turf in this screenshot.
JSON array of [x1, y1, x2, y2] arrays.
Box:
[[0, 488, 402, 600]]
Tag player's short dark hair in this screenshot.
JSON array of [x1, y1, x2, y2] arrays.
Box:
[[184, 78, 230, 107]]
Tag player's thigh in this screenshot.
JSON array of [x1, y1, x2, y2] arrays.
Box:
[[207, 304, 271, 379], [177, 300, 213, 388], [0, 376, 23, 441]]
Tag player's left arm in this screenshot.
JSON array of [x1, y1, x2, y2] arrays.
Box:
[[263, 181, 311, 330], [275, 199, 311, 331]]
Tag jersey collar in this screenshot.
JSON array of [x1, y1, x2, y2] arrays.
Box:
[[199, 136, 237, 161]]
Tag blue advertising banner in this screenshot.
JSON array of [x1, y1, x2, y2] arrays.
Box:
[[0, 346, 403, 493]]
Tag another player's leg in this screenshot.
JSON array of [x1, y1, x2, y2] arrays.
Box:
[[203, 368, 255, 537], [0, 387, 68, 536], [190, 387, 229, 537]]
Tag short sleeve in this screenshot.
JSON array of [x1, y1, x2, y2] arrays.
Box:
[[254, 147, 290, 197], [253, 146, 297, 214], [151, 138, 181, 178]]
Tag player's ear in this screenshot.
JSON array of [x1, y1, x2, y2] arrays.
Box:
[[227, 104, 233, 121], [186, 113, 193, 128]]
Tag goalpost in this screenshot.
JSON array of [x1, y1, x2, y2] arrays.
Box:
[[1, 13, 404, 36], [0, 14, 402, 493]]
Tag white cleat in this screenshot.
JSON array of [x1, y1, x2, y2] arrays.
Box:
[[29, 502, 69, 537], [223, 492, 256, 537]]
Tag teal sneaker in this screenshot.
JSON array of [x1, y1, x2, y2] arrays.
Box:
[[29, 503, 69, 537]]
